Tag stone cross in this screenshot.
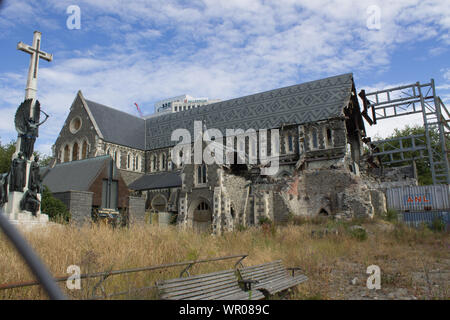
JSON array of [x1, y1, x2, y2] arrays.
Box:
[[17, 31, 53, 116], [14, 31, 52, 158]]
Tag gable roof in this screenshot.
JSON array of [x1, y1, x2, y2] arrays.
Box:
[[42, 156, 111, 193], [83, 98, 146, 150], [144, 73, 355, 149], [129, 171, 182, 191]]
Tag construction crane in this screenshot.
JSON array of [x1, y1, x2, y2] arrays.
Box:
[[134, 102, 144, 118]]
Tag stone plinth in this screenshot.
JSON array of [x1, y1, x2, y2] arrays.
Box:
[[2, 190, 49, 229], [3, 210, 49, 231]]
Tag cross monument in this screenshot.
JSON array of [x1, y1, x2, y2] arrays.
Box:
[[1, 31, 52, 228]]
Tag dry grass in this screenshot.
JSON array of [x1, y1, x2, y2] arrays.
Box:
[[0, 218, 448, 300]]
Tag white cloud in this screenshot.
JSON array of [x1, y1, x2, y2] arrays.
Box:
[[0, 0, 449, 155], [442, 68, 450, 81]]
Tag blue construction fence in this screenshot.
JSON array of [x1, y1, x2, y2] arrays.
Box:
[[399, 211, 450, 231]]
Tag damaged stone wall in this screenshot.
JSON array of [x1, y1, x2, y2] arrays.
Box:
[[221, 173, 250, 226], [279, 168, 380, 219]]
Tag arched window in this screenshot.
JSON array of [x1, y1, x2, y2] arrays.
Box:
[[82, 140, 88, 159], [135, 155, 140, 171], [311, 128, 318, 150], [197, 202, 209, 211], [114, 150, 120, 168], [326, 128, 333, 147], [63, 144, 70, 162], [196, 164, 207, 185], [72, 142, 79, 161], [179, 150, 184, 165], [161, 154, 166, 170], [286, 134, 294, 153], [151, 155, 157, 171]]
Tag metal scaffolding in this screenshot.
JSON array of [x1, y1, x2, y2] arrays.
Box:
[[359, 79, 450, 185]]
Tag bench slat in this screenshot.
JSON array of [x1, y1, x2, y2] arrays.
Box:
[[240, 269, 286, 282], [239, 261, 284, 274], [193, 287, 245, 300], [165, 283, 242, 300], [250, 272, 290, 284], [160, 277, 239, 299], [240, 267, 285, 280], [158, 269, 235, 285], [219, 290, 265, 300], [240, 260, 282, 271], [158, 272, 236, 291], [255, 275, 308, 292], [257, 275, 308, 295]]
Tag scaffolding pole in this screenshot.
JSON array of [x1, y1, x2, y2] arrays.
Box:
[[360, 79, 450, 185]]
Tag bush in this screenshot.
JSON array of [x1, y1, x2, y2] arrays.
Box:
[[169, 213, 178, 225], [430, 217, 446, 232], [258, 217, 276, 236], [258, 217, 272, 225], [349, 227, 368, 241], [41, 185, 71, 223], [383, 209, 398, 223], [289, 215, 308, 226]]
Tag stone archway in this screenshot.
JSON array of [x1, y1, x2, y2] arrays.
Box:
[[151, 195, 167, 212], [188, 198, 212, 233]]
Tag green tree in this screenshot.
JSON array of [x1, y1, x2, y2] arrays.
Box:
[[0, 138, 54, 173], [374, 125, 449, 185], [34, 151, 54, 167], [0, 139, 16, 173], [41, 185, 71, 223]]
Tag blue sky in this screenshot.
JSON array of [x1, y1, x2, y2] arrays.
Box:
[[0, 0, 449, 156]]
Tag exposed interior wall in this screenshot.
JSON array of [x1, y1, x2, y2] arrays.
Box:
[[276, 168, 377, 220]]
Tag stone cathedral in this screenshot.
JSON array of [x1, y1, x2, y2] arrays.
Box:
[[45, 73, 388, 233]]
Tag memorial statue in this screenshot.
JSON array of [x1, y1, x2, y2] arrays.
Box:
[[29, 155, 42, 194], [9, 152, 26, 192], [20, 189, 40, 216], [14, 99, 49, 160]]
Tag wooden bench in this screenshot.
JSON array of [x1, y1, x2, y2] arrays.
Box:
[[156, 269, 265, 300], [237, 260, 308, 298]]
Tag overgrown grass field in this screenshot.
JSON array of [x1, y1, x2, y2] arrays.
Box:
[[0, 217, 448, 300]]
